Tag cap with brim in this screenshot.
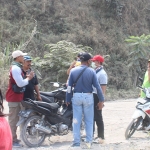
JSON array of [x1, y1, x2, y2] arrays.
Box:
[[91, 55, 104, 62], [24, 55, 32, 61], [12, 50, 27, 59], [148, 59, 150, 62], [80, 52, 92, 61]]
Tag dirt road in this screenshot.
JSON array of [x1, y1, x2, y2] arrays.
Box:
[[3, 99, 150, 150]]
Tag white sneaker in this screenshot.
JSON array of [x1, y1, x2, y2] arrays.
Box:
[[82, 142, 92, 149], [93, 137, 105, 144]]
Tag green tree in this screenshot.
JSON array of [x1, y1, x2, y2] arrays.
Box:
[[125, 34, 150, 86], [125, 34, 150, 72], [34, 40, 93, 87]]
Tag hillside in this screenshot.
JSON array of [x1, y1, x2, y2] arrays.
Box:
[[0, 0, 150, 95]]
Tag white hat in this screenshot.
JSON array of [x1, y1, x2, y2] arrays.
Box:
[[12, 50, 27, 59]]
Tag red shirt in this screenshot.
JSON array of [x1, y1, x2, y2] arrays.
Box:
[[0, 117, 12, 150]]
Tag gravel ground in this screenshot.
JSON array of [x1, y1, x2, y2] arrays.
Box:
[[3, 99, 150, 150]]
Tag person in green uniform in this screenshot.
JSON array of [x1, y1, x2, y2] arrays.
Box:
[[141, 59, 150, 98]]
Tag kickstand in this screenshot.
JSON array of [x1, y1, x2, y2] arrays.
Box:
[[48, 137, 54, 144]]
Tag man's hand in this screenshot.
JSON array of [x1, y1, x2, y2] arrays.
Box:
[[97, 102, 104, 110], [66, 102, 70, 106], [37, 95, 42, 101], [26, 71, 35, 80]]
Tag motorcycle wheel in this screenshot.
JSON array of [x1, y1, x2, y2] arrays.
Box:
[[21, 115, 46, 147], [125, 116, 143, 139]]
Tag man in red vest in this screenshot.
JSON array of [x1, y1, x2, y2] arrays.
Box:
[[6, 50, 34, 148]]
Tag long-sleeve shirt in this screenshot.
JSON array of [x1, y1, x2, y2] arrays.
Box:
[[11, 65, 28, 87], [6, 64, 29, 102], [66, 65, 104, 102]]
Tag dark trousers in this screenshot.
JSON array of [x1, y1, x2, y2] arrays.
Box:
[[93, 93, 104, 139]]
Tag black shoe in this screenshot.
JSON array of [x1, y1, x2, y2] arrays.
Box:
[[16, 139, 21, 143], [13, 142, 23, 148]]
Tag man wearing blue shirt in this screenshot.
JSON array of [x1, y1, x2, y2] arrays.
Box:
[[66, 52, 104, 149]]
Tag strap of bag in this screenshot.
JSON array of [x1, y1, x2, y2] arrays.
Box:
[[96, 67, 103, 74], [74, 67, 87, 86]]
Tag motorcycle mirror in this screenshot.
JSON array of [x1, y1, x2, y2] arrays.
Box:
[[139, 77, 143, 84], [53, 82, 60, 87]]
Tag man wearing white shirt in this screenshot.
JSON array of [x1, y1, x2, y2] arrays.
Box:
[[91, 55, 108, 144], [6, 50, 34, 148]]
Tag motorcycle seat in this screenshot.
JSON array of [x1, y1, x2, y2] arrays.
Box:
[[40, 91, 56, 97], [41, 95, 55, 103], [35, 101, 59, 110]]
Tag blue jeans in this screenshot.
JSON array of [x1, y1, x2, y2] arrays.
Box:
[[72, 93, 94, 145]]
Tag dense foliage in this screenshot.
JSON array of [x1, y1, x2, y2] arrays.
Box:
[[1, 0, 150, 95]]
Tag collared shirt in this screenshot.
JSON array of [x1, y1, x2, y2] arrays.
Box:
[[93, 66, 108, 94], [66, 65, 104, 102]]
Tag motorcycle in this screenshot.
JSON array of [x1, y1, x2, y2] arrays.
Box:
[[37, 82, 73, 119], [36, 82, 67, 104], [38, 82, 84, 130], [17, 98, 72, 147], [125, 85, 150, 139], [17, 82, 84, 147]]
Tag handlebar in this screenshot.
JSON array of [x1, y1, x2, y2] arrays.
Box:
[[137, 85, 146, 94], [138, 77, 143, 84]]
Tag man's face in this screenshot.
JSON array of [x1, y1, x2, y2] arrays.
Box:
[[23, 60, 32, 69], [16, 55, 24, 64], [87, 59, 92, 66], [93, 60, 100, 67]]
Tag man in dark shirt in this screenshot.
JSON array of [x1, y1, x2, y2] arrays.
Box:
[[22, 56, 41, 101], [66, 52, 104, 149]]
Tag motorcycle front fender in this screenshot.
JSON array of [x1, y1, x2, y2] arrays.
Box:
[[132, 109, 146, 119]]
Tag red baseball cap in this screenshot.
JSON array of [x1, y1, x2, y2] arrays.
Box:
[[91, 55, 104, 62]]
